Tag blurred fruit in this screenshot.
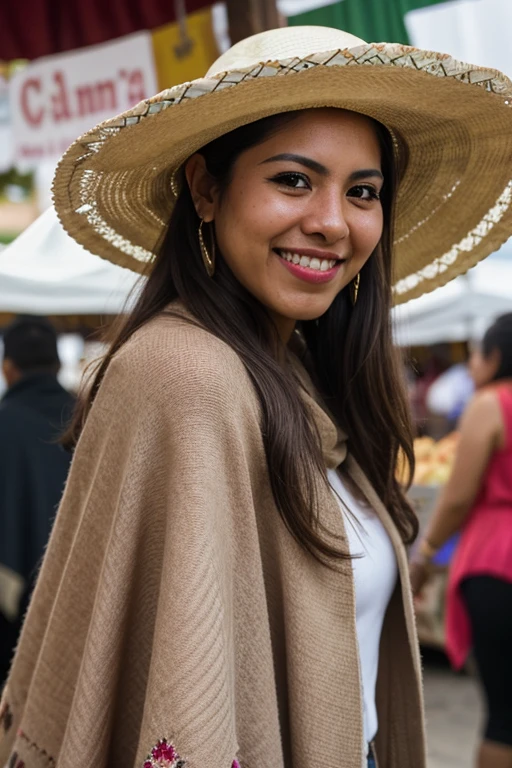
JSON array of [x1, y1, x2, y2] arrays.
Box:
[[413, 436, 436, 461], [410, 432, 459, 486]]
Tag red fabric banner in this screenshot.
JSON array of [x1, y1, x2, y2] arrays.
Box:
[[0, 0, 213, 61]]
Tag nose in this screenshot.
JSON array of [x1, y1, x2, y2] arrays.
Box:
[[300, 188, 349, 244]]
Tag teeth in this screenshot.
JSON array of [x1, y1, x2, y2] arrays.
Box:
[[278, 250, 338, 271]]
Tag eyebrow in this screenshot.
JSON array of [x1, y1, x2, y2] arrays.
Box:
[[349, 168, 384, 183], [261, 153, 329, 175], [260, 153, 384, 182]]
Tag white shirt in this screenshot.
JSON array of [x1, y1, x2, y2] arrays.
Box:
[[328, 469, 397, 746]]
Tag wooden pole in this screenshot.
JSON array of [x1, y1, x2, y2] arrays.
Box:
[[226, 0, 281, 45], [260, 0, 282, 30]]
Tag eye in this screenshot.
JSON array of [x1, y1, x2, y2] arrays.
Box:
[[348, 184, 381, 202], [269, 172, 311, 190]]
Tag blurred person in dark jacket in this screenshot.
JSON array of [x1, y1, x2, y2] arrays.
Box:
[[0, 317, 74, 686]]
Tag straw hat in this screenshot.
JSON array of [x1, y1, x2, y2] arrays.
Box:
[[52, 26, 512, 304]]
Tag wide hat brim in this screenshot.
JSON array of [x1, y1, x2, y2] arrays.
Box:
[[52, 27, 512, 305]]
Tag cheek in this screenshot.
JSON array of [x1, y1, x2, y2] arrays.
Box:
[[350, 208, 384, 263], [215, 186, 296, 268], [216, 186, 265, 247], [364, 210, 384, 251]]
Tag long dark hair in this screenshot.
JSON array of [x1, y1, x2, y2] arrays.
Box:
[[64, 109, 418, 564], [482, 312, 512, 380]]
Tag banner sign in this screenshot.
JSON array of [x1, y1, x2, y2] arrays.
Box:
[[9, 32, 158, 169], [0, 74, 13, 173]]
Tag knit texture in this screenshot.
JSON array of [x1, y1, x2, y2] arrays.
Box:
[[0, 307, 425, 768]]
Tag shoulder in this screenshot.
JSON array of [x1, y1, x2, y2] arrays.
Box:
[[459, 387, 502, 438], [464, 387, 501, 419], [105, 309, 255, 414]]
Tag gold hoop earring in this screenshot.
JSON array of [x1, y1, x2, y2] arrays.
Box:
[[351, 273, 360, 306], [198, 219, 215, 277]]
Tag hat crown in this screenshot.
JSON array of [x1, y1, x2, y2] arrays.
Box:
[[206, 25, 367, 77]]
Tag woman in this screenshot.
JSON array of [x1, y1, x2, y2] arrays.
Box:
[[2, 25, 512, 768], [411, 314, 512, 768]]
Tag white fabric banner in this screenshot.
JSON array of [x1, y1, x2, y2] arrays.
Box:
[[277, 0, 342, 15], [406, 0, 512, 78], [9, 32, 158, 171]]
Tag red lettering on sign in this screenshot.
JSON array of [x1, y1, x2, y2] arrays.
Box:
[[76, 79, 117, 117], [96, 80, 117, 111], [75, 84, 96, 117], [51, 71, 72, 122], [20, 77, 44, 126], [19, 145, 45, 158]]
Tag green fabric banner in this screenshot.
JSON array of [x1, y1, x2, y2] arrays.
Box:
[[287, 0, 450, 45]]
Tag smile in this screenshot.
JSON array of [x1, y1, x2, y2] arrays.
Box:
[[273, 248, 345, 284], [277, 250, 339, 272]]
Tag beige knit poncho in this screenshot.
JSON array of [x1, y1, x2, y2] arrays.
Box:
[[0, 308, 426, 768]]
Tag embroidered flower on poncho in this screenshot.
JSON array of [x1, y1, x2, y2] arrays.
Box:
[[144, 739, 185, 768], [143, 739, 241, 768]]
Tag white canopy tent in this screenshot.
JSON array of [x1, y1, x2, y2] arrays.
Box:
[[0, 206, 141, 315]]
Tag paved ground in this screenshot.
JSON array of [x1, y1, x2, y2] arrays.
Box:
[[424, 653, 482, 768]]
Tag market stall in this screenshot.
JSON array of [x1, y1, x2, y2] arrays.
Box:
[[393, 251, 512, 648], [404, 435, 461, 648]]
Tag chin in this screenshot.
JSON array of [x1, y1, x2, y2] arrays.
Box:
[[280, 297, 337, 323]]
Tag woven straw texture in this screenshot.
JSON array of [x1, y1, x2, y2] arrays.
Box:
[[52, 28, 512, 304]]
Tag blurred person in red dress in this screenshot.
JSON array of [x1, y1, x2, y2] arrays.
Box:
[[411, 313, 512, 768]]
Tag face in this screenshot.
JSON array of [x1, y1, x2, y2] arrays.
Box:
[[468, 345, 500, 388], [186, 109, 385, 340]]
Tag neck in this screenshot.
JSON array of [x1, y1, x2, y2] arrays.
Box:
[[269, 313, 296, 344]]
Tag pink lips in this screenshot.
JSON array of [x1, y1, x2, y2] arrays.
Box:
[[276, 253, 343, 284]]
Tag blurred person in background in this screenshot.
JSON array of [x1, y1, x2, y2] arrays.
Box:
[[0, 317, 74, 686], [411, 313, 512, 768], [426, 357, 475, 431], [408, 344, 452, 437]]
